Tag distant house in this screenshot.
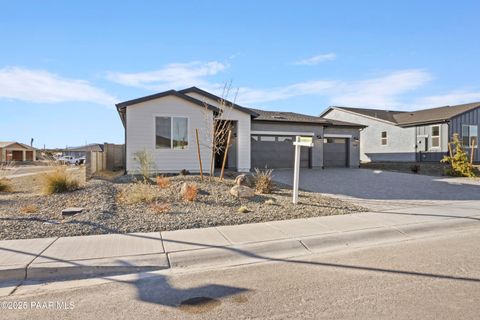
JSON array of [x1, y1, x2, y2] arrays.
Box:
[[0, 141, 37, 162], [63, 144, 104, 158], [320, 102, 480, 163], [116, 87, 366, 174]]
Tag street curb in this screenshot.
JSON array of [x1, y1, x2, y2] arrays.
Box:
[[26, 253, 169, 281]]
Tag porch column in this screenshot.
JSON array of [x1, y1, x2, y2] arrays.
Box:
[[22, 150, 26, 161]]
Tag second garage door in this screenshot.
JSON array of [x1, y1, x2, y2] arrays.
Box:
[[323, 138, 348, 167], [251, 135, 310, 169]]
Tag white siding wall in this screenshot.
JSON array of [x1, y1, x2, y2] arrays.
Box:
[[324, 109, 416, 162], [185, 92, 251, 172], [126, 95, 213, 173]]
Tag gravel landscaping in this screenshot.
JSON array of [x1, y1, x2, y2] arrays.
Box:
[[0, 173, 366, 240]]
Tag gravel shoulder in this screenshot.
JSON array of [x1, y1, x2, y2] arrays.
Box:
[[0, 174, 366, 240]]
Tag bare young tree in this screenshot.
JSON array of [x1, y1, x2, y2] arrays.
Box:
[[198, 82, 238, 179]]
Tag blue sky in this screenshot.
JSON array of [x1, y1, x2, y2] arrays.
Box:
[[1, 0, 480, 148]]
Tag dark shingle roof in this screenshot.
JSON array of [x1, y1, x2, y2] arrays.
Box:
[[393, 102, 480, 126], [250, 108, 365, 127], [335, 107, 406, 123]]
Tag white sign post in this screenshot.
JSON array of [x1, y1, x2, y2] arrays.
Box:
[[292, 136, 314, 204]]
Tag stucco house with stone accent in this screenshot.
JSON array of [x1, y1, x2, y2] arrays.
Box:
[[320, 102, 480, 163], [116, 87, 365, 174]]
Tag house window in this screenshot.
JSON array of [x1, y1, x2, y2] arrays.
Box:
[[431, 126, 440, 148], [462, 125, 478, 147], [381, 131, 388, 145], [155, 117, 188, 149]]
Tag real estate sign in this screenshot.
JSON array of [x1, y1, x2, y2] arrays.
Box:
[[292, 136, 314, 204]]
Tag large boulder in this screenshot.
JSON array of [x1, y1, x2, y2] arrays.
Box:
[[234, 174, 254, 187], [229, 185, 255, 198]]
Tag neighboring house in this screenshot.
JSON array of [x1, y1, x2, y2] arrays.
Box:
[[63, 143, 104, 158], [0, 141, 37, 162], [116, 87, 365, 174], [320, 102, 480, 163]]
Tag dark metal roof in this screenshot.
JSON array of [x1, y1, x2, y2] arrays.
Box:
[[333, 107, 406, 123], [250, 108, 365, 127], [178, 86, 260, 116], [393, 102, 480, 126]]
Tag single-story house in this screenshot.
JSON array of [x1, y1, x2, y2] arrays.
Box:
[[320, 102, 480, 163], [0, 141, 37, 162], [63, 143, 104, 158], [116, 87, 365, 174]]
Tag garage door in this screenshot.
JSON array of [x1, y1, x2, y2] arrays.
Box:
[[251, 135, 310, 169], [323, 138, 348, 167]]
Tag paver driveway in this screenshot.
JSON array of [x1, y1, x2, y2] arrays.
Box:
[[273, 168, 480, 210]]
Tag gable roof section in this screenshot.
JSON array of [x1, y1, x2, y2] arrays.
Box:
[[250, 108, 365, 127], [179, 87, 260, 117], [393, 102, 480, 126], [115, 90, 219, 126], [0, 141, 35, 150], [323, 106, 406, 124]]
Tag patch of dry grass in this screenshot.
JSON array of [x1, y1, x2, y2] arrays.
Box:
[[21, 205, 39, 213], [150, 202, 171, 214], [238, 205, 250, 213], [118, 182, 157, 204], [181, 183, 198, 202], [156, 176, 171, 189], [253, 168, 274, 194], [42, 167, 80, 194], [0, 178, 13, 192]]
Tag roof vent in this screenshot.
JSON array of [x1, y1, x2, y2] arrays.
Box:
[[272, 115, 286, 119]]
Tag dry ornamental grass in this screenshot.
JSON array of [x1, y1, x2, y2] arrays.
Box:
[[42, 167, 80, 194]]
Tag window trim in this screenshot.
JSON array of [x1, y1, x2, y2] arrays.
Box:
[[431, 125, 440, 149], [381, 131, 388, 146], [154, 115, 190, 150]]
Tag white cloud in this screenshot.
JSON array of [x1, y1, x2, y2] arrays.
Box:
[[235, 69, 431, 109], [414, 90, 480, 108], [294, 53, 337, 65], [0, 67, 116, 106], [106, 61, 227, 91], [328, 69, 433, 108]]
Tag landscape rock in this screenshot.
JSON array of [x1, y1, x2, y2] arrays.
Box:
[[234, 174, 254, 187], [229, 185, 255, 198], [61, 207, 84, 217]]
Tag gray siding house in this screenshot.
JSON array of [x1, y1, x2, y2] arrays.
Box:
[[116, 87, 365, 174], [321, 102, 480, 163]]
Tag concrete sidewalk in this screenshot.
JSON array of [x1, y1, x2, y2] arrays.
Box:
[[1, 203, 480, 285]]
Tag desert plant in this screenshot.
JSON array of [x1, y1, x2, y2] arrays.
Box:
[[238, 205, 250, 213], [0, 178, 12, 192], [441, 135, 476, 177], [133, 150, 154, 181], [179, 169, 190, 176], [150, 202, 170, 214], [181, 183, 198, 201], [156, 175, 171, 189], [253, 168, 274, 194], [118, 182, 157, 204], [21, 205, 39, 213], [42, 167, 80, 194]]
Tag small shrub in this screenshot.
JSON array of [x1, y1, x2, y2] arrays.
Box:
[[264, 199, 276, 205], [150, 202, 170, 214], [441, 135, 476, 177], [133, 150, 154, 180], [238, 206, 250, 213], [156, 175, 171, 189], [21, 205, 39, 213], [253, 168, 274, 194], [182, 183, 198, 201], [180, 169, 190, 176], [118, 182, 157, 204], [410, 164, 420, 174], [0, 178, 13, 192], [42, 167, 79, 194]]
